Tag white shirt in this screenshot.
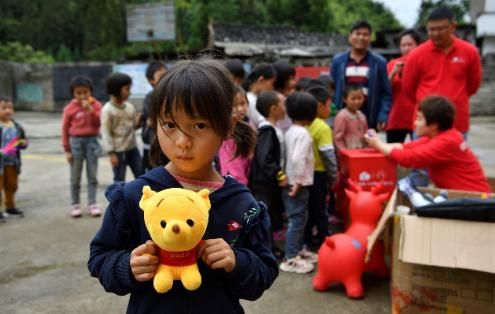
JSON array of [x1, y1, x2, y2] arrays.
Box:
[[247, 92, 267, 128], [284, 124, 314, 186]]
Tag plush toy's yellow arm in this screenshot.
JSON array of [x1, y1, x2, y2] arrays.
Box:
[[139, 185, 156, 211]]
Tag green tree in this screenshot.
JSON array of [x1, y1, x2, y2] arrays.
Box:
[[0, 42, 54, 63], [416, 0, 470, 26]]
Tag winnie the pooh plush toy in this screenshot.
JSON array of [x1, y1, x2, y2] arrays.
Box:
[[139, 186, 211, 293]]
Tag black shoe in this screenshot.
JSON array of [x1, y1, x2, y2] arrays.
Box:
[[0, 212, 6, 223], [6, 208, 24, 217]]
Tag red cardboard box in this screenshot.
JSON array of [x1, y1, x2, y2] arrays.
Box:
[[335, 148, 397, 222]]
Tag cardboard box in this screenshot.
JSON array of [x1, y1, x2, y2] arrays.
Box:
[[368, 189, 495, 314], [335, 148, 397, 223]]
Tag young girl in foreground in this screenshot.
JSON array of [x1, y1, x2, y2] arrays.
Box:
[[88, 59, 278, 313]]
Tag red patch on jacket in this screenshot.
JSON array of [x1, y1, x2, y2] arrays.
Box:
[[227, 220, 242, 231]]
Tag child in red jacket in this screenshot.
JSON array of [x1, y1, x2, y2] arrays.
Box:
[[61, 76, 102, 218], [365, 96, 491, 193]]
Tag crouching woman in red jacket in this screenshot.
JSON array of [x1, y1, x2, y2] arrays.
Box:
[[365, 96, 491, 193]]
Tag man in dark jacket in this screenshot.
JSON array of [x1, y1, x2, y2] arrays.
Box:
[[331, 20, 392, 130]]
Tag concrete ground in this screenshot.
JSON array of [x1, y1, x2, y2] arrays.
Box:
[[0, 112, 494, 314]]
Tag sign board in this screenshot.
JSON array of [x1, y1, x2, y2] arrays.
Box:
[[126, 2, 175, 42], [113, 64, 152, 98]]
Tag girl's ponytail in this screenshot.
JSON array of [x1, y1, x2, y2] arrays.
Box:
[[231, 120, 256, 159]]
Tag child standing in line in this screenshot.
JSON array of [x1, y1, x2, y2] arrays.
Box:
[[242, 63, 277, 128], [100, 72, 144, 183], [333, 84, 368, 151], [279, 92, 317, 274], [218, 86, 255, 185], [61, 76, 102, 218], [304, 86, 338, 248], [142, 61, 167, 172], [249, 91, 288, 258], [88, 60, 278, 313], [0, 96, 28, 222]]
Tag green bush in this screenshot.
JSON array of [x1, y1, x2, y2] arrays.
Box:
[[0, 42, 54, 63]]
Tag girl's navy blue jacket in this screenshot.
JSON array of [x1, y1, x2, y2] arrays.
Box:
[[88, 167, 279, 314]]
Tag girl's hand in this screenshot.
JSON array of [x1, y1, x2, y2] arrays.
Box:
[[65, 152, 73, 164], [364, 129, 380, 148], [130, 240, 159, 282], [288, 183, 301, 198], [198, 238, 236, 273], [109, 153, 119, 168], [392, 61, 404, 75], [81, 100, 93, 111]]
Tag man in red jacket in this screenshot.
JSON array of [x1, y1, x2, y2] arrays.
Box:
[[365, 96, 491, 193], [401, 7, 482, 135]]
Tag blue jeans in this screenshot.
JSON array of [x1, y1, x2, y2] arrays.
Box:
[[113, 147, 144, 182], [69, 136, 100, 205], [305, 172, 329, 245], [282, 186, 310, 258]]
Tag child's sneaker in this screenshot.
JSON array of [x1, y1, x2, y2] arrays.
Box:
[[0, 212, 6, 223], [6, 208, 24, 217], [298, 248, 318, 264], [279, 256, 314, 273], [88, 204, 101, 217], [71, 204, 82, 218]]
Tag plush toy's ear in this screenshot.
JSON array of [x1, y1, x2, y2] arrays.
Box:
[[197, 189, 211, 211], [139, 186, 156, 212]]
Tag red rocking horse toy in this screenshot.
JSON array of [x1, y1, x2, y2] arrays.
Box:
[[313, 180, 390, 298]]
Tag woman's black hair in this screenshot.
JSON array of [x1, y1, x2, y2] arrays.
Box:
[[241, 63, 276, 91], [149, 59, 256, 166], [419, 96, 455, 131], [106, 72, 132, 98], [224, 59, 246, 82], [273, 60, 295, 93], [285, 92, 317, 121], [399, 28, 422, 46], [70, 76, 94, 95]]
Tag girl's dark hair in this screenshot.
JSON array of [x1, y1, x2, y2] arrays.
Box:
[[419, 96, 455, 131], [399, 28, 422, 45], [145, 61, 167, 81], [256, 91, 280, 118], [149, 59, 256, 166], [273, 60, 295, 92], [106, 72, 132, 97], [285, 92, 317, 121], [242, 63, 276, 91], [70, 76, 94, 95], [225, 59, 246, 82], [306, 86, 330, 104], [343, 84, 364, 98]]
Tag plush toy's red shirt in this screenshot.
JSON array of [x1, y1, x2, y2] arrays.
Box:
[[158, 241, 203, 267]]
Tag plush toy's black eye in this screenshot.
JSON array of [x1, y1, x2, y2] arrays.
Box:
[[186, 219, 194, 227], [160, 220, 167, 228]]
